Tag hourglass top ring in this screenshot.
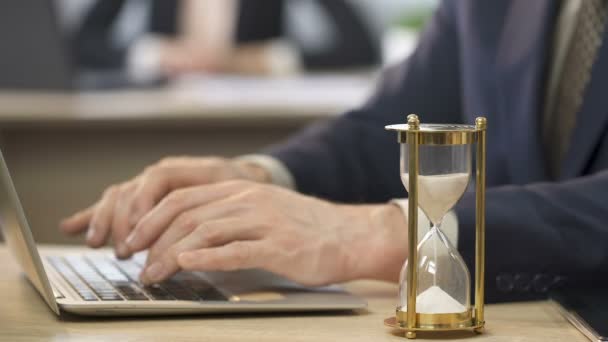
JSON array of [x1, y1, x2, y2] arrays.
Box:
[[383, 115, 487, 339], [386, 116, 485, 146]]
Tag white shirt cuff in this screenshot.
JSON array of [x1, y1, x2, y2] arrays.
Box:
[[390, 199, 459, 248], [126, 35, 164, 84], [235, 154, 296, 189]]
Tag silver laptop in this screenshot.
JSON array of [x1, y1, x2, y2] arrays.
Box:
[[0, 150, 366, 316]]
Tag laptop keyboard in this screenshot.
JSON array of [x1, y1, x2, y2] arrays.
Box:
[[47, 255, 228, 302]]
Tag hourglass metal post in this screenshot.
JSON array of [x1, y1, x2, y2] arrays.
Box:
[[383, 114, 487, 338], [405, 115, 420, 338], [474, 117, 487, 332]]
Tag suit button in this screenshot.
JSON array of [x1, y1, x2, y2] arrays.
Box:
[[551, 276, 567, 290], [533, 274, 552, 293], [514, 273, 532, 292], [496, 273, 514, 293]]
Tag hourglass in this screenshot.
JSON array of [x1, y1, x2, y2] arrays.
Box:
[[383, 114, 487, 338]]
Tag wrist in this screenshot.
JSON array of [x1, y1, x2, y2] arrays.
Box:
[[340, 204, 408, 283]]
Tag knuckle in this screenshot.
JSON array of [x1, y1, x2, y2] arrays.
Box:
[[163, 190, 186, 208], [145, 164, 170, 179], [174, 212, 198, 233], [198, 225, 223, 245], [158, 156, 180, 167], [142, 165, 156, 175], [115, 184, 135, 204], [130, 198, 148, 214], [118, 182, 132, 193], [203, 157, 225, 166], [103, 185, 119, 197]]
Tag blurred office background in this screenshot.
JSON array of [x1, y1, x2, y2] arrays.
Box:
[[0, 0, 437, 244]]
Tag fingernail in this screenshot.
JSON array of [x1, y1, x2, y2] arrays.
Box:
[[115, 243, 129, 259], [86, 226, 96, 242], [144, 262, 164, 283], [125, 233, 138, 249]]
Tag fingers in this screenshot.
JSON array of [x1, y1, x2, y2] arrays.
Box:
[[144, 199, 250, 264], [60, 205, 95, 235], [126, 181, 247, 253], [139, 225, 204, 285], [140, 219, 262, 284], [145, 213, 260, 266], [143, 208, 202, 267], [128, 161, 222, 225], [86, 186, 120, 247], [127, 171, 171, 227], [110, 183, 138, 259], [178, 241, 266, 273]]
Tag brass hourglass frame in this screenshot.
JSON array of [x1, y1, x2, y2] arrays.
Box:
[[383, 114, 487, 339]]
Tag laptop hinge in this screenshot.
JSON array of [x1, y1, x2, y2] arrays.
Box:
[[51, 285, 65, 299]]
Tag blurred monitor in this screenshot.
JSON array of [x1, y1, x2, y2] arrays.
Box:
[[0, 0, 158, 90]]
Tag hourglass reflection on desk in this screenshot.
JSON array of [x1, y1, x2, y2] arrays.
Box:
[[384, 115, 487, 338]]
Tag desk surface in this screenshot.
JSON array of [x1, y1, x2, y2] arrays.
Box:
[[0, 75, 373, 126], [0, 245, 586, 341]]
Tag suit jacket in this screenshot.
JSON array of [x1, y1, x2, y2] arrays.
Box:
[[266, 0, 608, 302]]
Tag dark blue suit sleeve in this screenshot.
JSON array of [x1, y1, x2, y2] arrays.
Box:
[[265, 1, 463, 203], [456, 171, 608, 302]]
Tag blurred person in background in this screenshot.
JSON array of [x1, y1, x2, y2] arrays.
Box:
[[71, 0, 385, 83]]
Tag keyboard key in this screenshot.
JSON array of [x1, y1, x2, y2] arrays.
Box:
[[110, 258, 177, 301], [99, 293, 123, 301], [172, 273, 227, 301], [86, 257, 129, 282], [195, 287, 227, 301], [47, 257, 98, 301], [111, 259, 144, 282], [86, 256, 150, 301], [162, 278, 200, 301], [143, 284, 175, 300], [52, 255, 226, 303], [114, 282, 149, 300], [64, 256, 123, 301], [79, 293, 98, 300]]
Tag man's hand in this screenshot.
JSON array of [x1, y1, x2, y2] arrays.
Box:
[[60, 157, 270, 258], [124, 180, 408, 286]]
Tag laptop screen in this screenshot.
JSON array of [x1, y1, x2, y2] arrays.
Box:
[[0, 149, 59, 313]]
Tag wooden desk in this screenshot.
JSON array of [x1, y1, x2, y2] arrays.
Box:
[[0, 76, 371, 244], [0, 245, 586, 341]]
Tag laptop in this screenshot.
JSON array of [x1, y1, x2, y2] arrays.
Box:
[[0, 150, 366, 316], [0, 0, 161, 90]]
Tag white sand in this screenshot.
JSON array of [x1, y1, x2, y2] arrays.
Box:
[[401, 173, 469, 224], [408, 285, 466, 314]]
